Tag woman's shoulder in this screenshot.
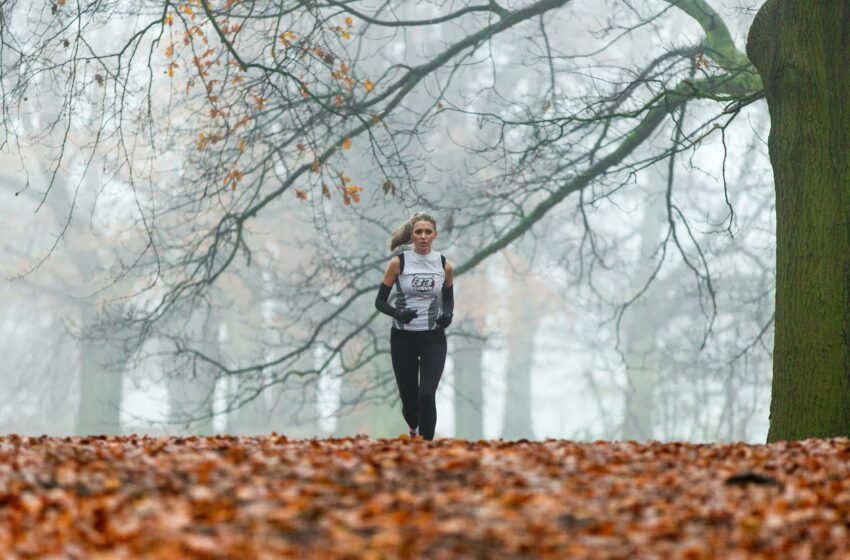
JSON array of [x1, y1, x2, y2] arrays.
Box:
[[389, 249, 408, 274], [391, 245, 412, 259]]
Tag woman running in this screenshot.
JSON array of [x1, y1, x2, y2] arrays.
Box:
[[374, 212, 454, 441]]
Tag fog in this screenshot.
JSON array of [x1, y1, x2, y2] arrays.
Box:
[[0, 1, 773, 442]]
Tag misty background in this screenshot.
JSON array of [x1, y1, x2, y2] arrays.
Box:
[[0, 1, 773, 442]]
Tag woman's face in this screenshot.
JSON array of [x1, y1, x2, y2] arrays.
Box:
[[412, 220, 437, 253]]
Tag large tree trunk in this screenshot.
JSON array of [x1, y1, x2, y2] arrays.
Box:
[[748, 1, 850, 441]]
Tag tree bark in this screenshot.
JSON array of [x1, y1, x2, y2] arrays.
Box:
[[748, 1, 850, 441]]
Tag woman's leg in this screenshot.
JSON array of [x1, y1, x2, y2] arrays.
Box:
[[417, 330, 447, 440], [390, 329, 420, 431]]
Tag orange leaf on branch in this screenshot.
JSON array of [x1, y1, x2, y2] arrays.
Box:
[[278, 31, 297, 46], [223, 168, 243, 190], [233, 114, 251, 130], [196, 132, 208, 151], [345, 185, 363, 204]]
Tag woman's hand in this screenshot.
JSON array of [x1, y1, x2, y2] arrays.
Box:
[[395, 308, 418, 324]]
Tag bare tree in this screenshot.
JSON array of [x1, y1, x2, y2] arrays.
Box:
[[4, 1, 806, 439]]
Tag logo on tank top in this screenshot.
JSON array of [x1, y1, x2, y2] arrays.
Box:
[[411, 275, 435, 292]]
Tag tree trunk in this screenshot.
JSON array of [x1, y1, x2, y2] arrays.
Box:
[[748, 1, 850, 441], [223, 320, 272, 435], [501, 296, 538, 439], [621, 349, 656, 440], [453, 323, 485, 440], [270, 351, 324, 438], [620, 182, 667, 441], [76, 305, 126, 435], [167, 306, 219, 435], [223, 277, 273, 435], [333, 366, 372, 437]]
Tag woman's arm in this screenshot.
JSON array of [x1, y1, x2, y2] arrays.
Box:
[[437, 260, 454, 327], [382, 256, 401, 286], [375, 257, 416, 323]]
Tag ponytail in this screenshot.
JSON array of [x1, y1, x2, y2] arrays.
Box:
[[390, 212, 437, 251]]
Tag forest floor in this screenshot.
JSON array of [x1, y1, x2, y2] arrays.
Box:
[[0, 434, 848, 558]]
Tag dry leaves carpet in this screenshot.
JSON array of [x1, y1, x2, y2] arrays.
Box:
[[0, 434, 849, 558]]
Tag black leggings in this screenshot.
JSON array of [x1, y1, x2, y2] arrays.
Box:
[[390, 328, 447, 441]]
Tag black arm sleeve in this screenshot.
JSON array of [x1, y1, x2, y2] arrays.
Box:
[[441, 285, 454, 316], [374, 283, 398, 318]]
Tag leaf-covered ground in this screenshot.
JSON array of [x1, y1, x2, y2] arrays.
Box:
[[1, 435, 849, 558]]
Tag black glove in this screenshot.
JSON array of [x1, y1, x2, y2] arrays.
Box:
[[395, 308, 418, 324], [436, 285, 454, 328], [375, 283, 418, 324]]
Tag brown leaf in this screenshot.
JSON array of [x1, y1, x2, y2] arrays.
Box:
[[382, 179, 396, 196]]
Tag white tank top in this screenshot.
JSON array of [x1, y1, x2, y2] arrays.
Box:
[[393, 250, 446, 331]]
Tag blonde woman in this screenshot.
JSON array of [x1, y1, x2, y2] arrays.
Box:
[[374, 213, 454, 440]]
